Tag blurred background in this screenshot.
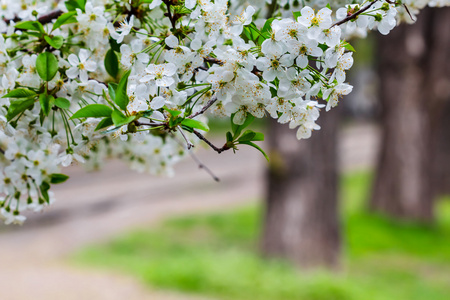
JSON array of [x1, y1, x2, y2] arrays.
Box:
[[1, 7, 450, 300]]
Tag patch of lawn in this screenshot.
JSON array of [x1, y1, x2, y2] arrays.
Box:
[[75, 172, 450, 300]]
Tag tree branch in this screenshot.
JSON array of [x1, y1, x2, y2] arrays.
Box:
[[163, 1, 177, 30], [177, 125, 194, 149], [331, 0, 378, 28], [169, 132, 220, 182], [188, 95, 217, 119], [4, 9, 63, 25], [38, 9, 63, 24], [204, 57, 223, 66], [188, 151, 220, 182], [193, 130, 230, 154]]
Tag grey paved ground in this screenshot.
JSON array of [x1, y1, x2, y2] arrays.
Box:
[[0, 122, 379, 300]]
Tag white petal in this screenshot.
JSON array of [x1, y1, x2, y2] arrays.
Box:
[[150, 96, 165, 109], [68, 54, 79, 67], [165, 35, 179, 48], [84, 60, 97, 72], [66, 67, 79, 79], [79, 70, 89, 83], [79, 49, 90, 62]]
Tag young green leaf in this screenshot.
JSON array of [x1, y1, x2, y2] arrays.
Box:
[[104, 49, 119, 78], [95, 117, 114, 131], [239, 141, 269, 161], [70, 104, 113, 119], [44, 35, 64, 49], [238, 130, 264, 142], [2, 88, 36, 99], [232, 114, 255, 138], [55, 97, 71, 109], [36, 52, 59, 81], [181, 118, 210, 132], [52, 11, 77, 31], [342, 41, 356, 52], [226, 131, 233, 143], [108, 83, 118, 102], [40, 181, 51, 203], [65, 0, 86, 12], [15, 21, 44, 33], [115, 70, 131, 111], [39, 94, 54, 116], [49, 173, 69, 184], [111, 109, 135, 127], [6, 98, 35, 121], [166, 108, 182, 117]]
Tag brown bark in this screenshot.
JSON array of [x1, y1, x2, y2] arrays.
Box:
[[371, 7, 450, 222], [262, 108, 341, 269]]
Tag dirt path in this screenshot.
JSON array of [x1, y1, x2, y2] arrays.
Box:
[[0, 122, 379, 300]]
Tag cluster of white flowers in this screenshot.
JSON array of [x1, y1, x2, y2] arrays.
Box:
[[0, 0, 448, 224]]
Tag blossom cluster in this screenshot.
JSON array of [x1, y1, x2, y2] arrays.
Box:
[[0, 0, 448, 224]]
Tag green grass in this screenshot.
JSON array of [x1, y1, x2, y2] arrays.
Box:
[[75, 172, 450, 300]]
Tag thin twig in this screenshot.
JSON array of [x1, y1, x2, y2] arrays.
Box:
[[177, 125, 194, 149], [193, 130, 230, 154], [188, 95, 218, 119], [331, 0, 378, 28], [134, 121, 161, 127], [164, 1, 177, 30], [170, 132, 220, 182], [189, 151, 220, 182], [204, 57, 224, 66]]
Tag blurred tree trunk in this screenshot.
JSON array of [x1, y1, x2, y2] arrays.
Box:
[[371, 7, 450, 222], [432, 98, 450, 197], [261, 109, 341, 269]]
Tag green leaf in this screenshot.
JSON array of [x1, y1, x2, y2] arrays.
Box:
[[104, 49, 119, 78], [49, 173, 69, 184], [238, 130, 265, 142], [226, 131, 233, 142], [109, 37, 120, 52], [111, 109, 135, 127], [65, 0, 86, 11], [342, 41, 356, 52], [115, 70, 131, 111], [40, 181, 50, 203], [6, 98, 35, 121], [231, 114, 255, 138], [70, 104, 113, 119], [108, 83, 118, 102], [52, 11, 77, 31], [261, 18, 274, 34], [258, 18, 274, 44], [95, 117, 114, 131], [166, 108, 181, 117], [15, 21, 44, 33], [239, 141, 269, 161], [54, 97, 71, 109], [251, 132, 264, 141], [293, 11, 301, 20], [243, 23, 263, 43], [3, 88, 36, 99], [100, 126, 121, 135], [181, 118, 210, 132], [36, 52, 58, 81], [318, 43, 328, 52], [39, 94, 54, 116], [44, 35, 64, 49]]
